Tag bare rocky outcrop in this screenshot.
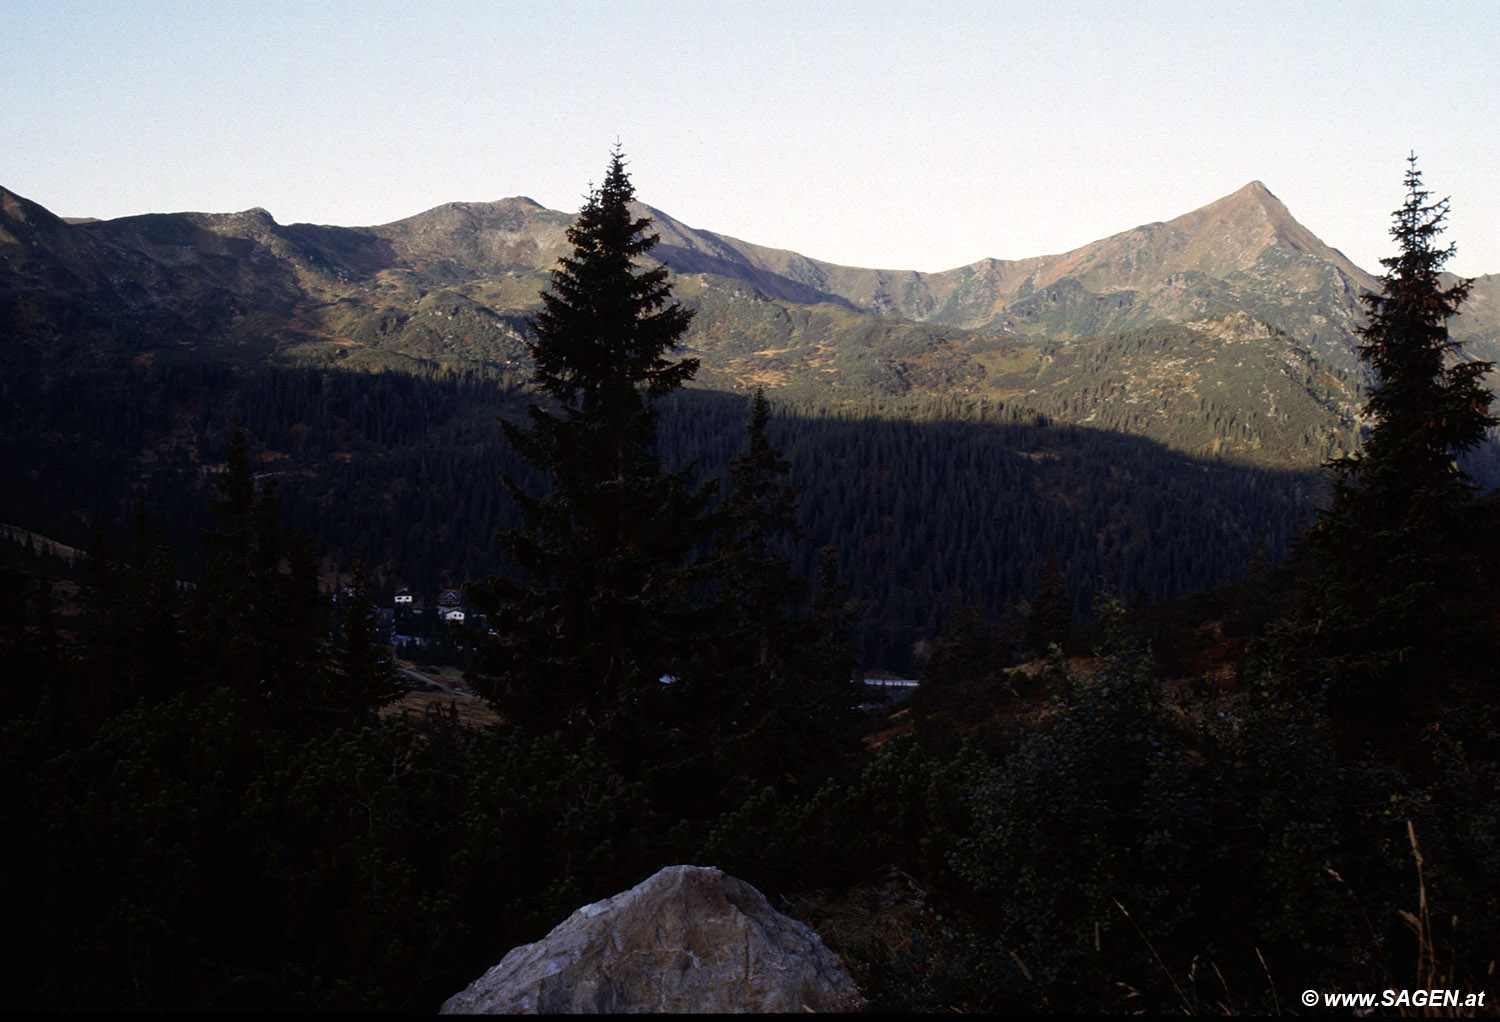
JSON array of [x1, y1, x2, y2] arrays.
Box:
[[440, 865, 864, 1014]]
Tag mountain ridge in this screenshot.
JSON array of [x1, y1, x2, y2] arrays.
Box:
[[8, 179, 1481, 287], [4, 178, 1496, 469]]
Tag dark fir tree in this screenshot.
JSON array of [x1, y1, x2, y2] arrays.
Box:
[[189, 429, 324, 726], [0, 565, 57, 721], [321, 555, 401, 729], [693, 389, 860, 797], [74, 504, 185, 714], [809, 546, 861, 703], [1279, 156, 1498, 738], [468, 149, 713, 739], [1025, 548, 1072, 654], [918, 596, 998, 708], [714, 389, 806, 673]]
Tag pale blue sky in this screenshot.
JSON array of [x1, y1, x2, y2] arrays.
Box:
[[4, 0, 1497, 276]]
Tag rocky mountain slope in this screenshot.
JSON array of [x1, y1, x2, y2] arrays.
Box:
[[4, 179, 1496, 467], [652, 181, 1376, 343]]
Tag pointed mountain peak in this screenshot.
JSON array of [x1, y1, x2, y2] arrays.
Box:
[[1024, 178, 1379, 297], [1167, 179, 1366, 272], [1195, 180, 1290, 224]]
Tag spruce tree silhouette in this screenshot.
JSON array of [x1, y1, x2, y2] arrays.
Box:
[[468, 148, 712, 740], [1279, 155, 1497, 742]]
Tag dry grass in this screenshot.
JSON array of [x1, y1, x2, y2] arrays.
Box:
[[382, 689, 501, 731], [1386, 821, 1496, 1018], [1112, 823, 1498, 1017], [1110, 897, 1271, 1015], [1319, 822, 1496, 1018], [781, 869, 953, 1011], [384, 661, 502, 730]]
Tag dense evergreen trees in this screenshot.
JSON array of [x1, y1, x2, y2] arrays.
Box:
[[916, 597, 1006, 696], [0, 427, 478, 1010], [320, 555, 402, 728], [0, 350, 1316, 672], [713, 389, 805, 671]]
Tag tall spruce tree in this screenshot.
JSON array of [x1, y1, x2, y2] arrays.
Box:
[[695, 389, 860, 797], [321, 555, 401, 729], [468, 148, 712, 739], [190, 429, 324, 726], [1280, 156, 1497, 737], [714, 389, 805, 673], [1025, 548, 1072, 655], [920, 596, 1000, 700], [1340, 155, 1495, 507]]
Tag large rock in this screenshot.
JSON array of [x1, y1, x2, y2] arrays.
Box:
[[441, 865, 864, 1014]]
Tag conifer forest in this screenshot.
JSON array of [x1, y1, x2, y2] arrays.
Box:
[[3, 152, 1499, 1012]]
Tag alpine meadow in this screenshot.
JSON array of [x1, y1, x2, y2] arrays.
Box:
[[3, 149, 1499, 1012]]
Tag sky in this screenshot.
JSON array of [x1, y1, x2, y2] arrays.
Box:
[[4, 0, 1497, 277]]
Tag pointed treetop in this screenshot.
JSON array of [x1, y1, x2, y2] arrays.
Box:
[[1382, 151, 1459, 282], [527, 146, 696, 412], [1344, 153, 1493, 493]]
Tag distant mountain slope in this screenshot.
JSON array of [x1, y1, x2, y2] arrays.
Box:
[[1453, 273, 1500, 353], [3, 180, 1496, 468], [645, 183, 1384, 363]]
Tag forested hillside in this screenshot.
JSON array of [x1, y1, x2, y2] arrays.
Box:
[[0, 351, 1315, 669]]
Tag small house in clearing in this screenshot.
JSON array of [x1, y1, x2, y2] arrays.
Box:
[[438, 589, 465, 624]]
